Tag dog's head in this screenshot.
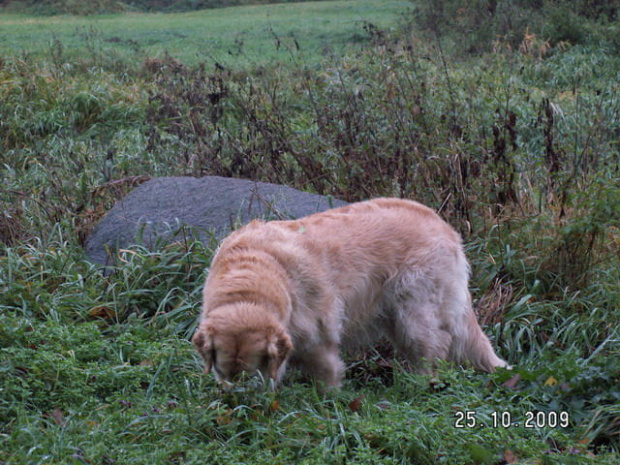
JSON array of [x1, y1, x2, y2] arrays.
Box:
[[192, 304, 293, 388]]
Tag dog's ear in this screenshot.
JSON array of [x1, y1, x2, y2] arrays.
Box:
[[192, 327, 214, 374], [267, 329, 293, 381]]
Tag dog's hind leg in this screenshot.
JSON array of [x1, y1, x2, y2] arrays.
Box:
[[386, 274, 508, 373], [383, 279, 453, 372], [387, 308, 453, 372]]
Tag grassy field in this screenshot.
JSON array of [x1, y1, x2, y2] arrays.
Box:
[[0, 0, 410, 66], [1, 0, 619, 463]]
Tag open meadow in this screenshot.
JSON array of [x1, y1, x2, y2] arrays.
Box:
[[0, 0, 409, 66], [1, 0, 619, 463]]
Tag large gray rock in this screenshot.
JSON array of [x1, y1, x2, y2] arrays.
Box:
[[85, 176, 347, 265]]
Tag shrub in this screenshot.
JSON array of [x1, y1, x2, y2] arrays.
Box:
[[412, 0, 618, 54]]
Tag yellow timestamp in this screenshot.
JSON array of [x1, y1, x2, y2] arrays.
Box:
[[454, 410, 570, 429]]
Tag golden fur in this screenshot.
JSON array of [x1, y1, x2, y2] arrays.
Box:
[[192, 198, 508, 388]]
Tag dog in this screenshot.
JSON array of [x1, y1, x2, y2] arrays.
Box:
[[192, 198, 508, 389]]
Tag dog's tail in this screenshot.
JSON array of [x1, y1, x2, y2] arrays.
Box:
[[448, 249, 509, 372], [458, 307, 509, 372]]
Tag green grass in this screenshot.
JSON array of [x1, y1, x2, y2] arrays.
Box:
[[1, 236, 617, 464], [1, 0, 619, 463], [0, 0, 410, 66]]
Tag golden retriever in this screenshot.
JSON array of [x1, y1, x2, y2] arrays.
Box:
[[192, 198, 508, 389]]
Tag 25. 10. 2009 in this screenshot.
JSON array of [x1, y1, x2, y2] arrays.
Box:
[[455, 410, 570, 429]]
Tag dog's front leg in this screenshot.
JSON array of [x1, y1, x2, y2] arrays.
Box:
[[301, 344, 345, 390]]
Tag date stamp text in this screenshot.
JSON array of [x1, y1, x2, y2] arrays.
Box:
[[454, 410, 570, 429]]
